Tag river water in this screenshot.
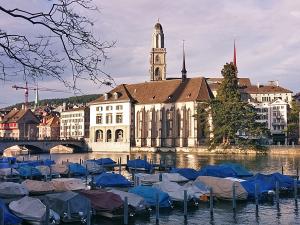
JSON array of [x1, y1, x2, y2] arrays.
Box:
[[18, 152, 300, 225]]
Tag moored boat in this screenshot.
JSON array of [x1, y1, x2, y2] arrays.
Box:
[[50, 178, 86, 192], [22, 180, 55, 195]]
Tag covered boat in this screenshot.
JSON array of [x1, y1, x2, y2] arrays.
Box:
[[170, 168, 199, 180], [127, 159, 153, 173], [0, 163, 11, 169], [219, 163, 253, 178], [50, 178, 86, 192], [84, 160, 105, 174], [79, 190, 123, 218], [50, 164, 69, 176], [134, 173, 188, 185], [198, 165, 237, 178], [0, 182, 28, 200], [16, 166, 42, 178], [35, 166, 50, 176], [241, 172, 296, 199], [22, 180, 55, 195], [67, 163, 87, 176], [0, 199, 22, 225], [94, 172, 131, 188], [129, 186, 171, 208], [9, 196, 60, 225], [0, 168, 19, 177], [45, 191, 90, 223], [183, 181, 210, 200], [94, 158, 116, 166], [196, 176, 248, 200], [109, 189, 147, 213]]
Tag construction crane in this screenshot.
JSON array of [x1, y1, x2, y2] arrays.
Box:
[[12, 82, 71, 108]]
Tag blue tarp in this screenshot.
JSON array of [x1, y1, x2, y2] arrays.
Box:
[[42, 159, 55, 166], [16, 165, 42, 177], [0, 163, 11, 169], [170, 168, 199, 180], [219, 163, 253, 177], [129, 186, 171, 208], [241, 172, 295, 199], [0, 157, 16, 164], [0, 199, 22, 225], [198, 165, 237, 178], [127, 159, 153, 172], [68, 163, 87, 176], [93, 158, 116, 165], [94, 172, 131, 188]]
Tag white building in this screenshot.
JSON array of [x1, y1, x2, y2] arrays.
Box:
[[60, 107, 90, 140]]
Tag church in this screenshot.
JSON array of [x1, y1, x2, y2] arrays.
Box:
[[88, 22, 213, 152]]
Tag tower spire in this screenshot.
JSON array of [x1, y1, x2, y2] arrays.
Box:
[[233, 40, 237, 67], [181, 40, 187, 82]]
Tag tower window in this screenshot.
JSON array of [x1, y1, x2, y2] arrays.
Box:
[[155, 67, 160, 79], [155, 55, 160, 63]]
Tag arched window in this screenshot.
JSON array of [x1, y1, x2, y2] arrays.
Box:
[[155, 67, 160, 79], [106, 129, 112, 142], [155, 55, 160, 63], [95, 130, 103, 142], [115, 129, 123, 142]]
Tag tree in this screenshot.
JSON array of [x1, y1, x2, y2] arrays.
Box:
[[0, 0, 115, 89], [286, 99, 299, 144], [209, 62, 268, 149]]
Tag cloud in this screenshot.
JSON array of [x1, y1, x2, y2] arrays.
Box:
[[1, 0, 300, 107]]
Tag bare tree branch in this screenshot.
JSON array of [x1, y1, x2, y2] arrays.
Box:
[[0, 0, 115, 90]]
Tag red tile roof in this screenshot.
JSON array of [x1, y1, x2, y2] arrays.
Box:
[[90, 77, 213, 104], [241, 85, 293, 94]]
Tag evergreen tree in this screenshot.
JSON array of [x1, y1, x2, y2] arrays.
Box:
[[286, 99, 300, 144], [209, 62, 268, 149]]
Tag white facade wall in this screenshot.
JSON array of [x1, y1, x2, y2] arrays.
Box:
[[60, 110, 86, 140], [249, 92, 292, 106]]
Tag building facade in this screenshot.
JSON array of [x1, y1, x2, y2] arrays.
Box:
[[60, 107, 90, 140], [0, 108, 40, 139], [38, 115, 60, 140]]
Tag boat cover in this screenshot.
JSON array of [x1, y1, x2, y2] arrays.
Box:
[[67, 163, 87, 176], [0, 163, 11, 169], [45, 191, 90, 219], [50, 178, 86, 192], [79, 190, 123, 212], [127, 159, 153, 172], [16, 165, 42, 178], [36, 165, 50, 176], [198, 165, 237, 178], [109, 189, 146, 211], [9, 196, 60, 224], [152, 181, 189, 201], [0, 157, 16, 164], [241, 172, 295, 199], [170, 168, 199, 180], [129, 186, 171, 208], [183, 181, 210, 199], [94, 172, 131, 188], [0, 199, 22, 225], [93, 158, 116, 165], [84, 160, 105, 174], [42, 159, 55, 166], [22, 180, 55, 194], [196, 176, 248, 200], [51, 164, 69, 175], [219, 163, 253, 177], [0, 182, 28, 199], [0, 168, 19, 176], [134, 173, 188, 185]]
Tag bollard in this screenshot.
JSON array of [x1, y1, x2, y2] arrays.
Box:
[[297, 168, 299, 181], [119, 158, 122, 175], [10, 167, 13, 177], [67, 201, 71, 220], [49, 166, 52, 181], [184, 190, 188, 220], [281, 166, 284, 175], [68, 164, 71, 178], [136, 176, 140, 186], [45, 203, 50, 225], [209, 187, 213, 215], [159, 173, 162, 182], [156, 192, 160, 224], [30, 167, 33, 180], [144, 155, 147, 162], [276, 181, 279, 206], [124, 197, 129, 225], [79, 158, 82, 165], [126, 155, 129, 163], [294, 179, 298, 201], [255, 183, 259, 212], [22, 156, 24, 162], [0, 205, 4, 225], [232, 182, 236, 211], [49, 154, 51, 160], [87, 202, 91, 225], [85, 164, 88, 187]]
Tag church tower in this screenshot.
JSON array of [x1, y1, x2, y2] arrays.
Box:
[[150, 21, 166, 81]]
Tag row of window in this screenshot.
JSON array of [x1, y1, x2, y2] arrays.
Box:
[[60, 131, 82, 136], [61, 125, 83, 129], [273, 125, 285, 131], [61, 113, 83, 118], [96, 105, 123, 112], [96, 113, 123, 124], [61, 119, 83, 123]]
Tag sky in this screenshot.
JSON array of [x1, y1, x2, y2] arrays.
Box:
[[0, 0, 300, 107]]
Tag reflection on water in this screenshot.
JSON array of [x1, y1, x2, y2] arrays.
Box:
[[14, 151, 300, 225]]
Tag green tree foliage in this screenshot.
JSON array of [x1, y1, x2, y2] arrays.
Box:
[[209, 62, 268, 149], [286, 99, 299, 144]]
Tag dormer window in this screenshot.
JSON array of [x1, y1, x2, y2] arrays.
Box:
[[104, 93, 109, 101], [113, 92, 120, 100]]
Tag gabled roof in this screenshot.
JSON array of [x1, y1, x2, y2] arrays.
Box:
[[39, 116, 60, 127], [206, 77, 251, 91], [242, 85, 293, 94], [90, 77, 213, 105], [0, 109, 39, 124]]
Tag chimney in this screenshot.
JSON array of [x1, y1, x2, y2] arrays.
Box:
[[276, 81, 279, 87], [21, 104, 25, 110], [257, 82, 260, 88]]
